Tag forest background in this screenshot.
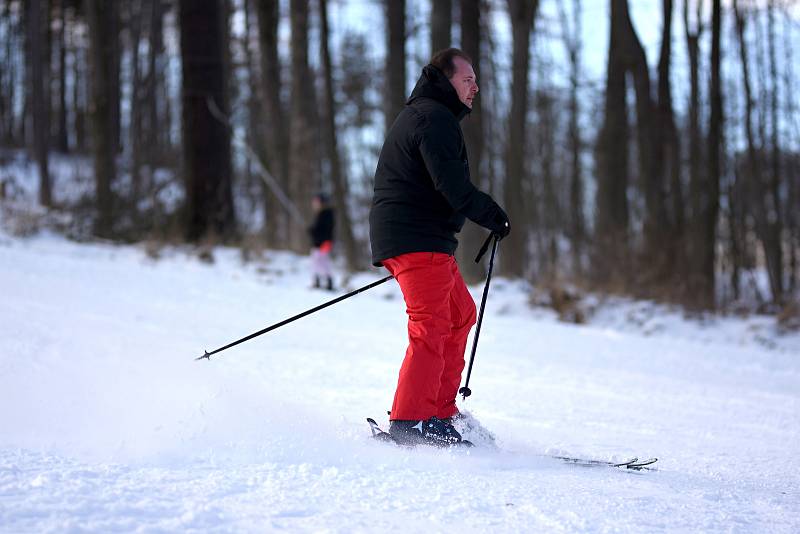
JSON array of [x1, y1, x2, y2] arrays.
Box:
[[1, 0, 799, 317]]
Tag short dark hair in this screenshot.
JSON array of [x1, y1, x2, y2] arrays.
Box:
[[430, 48, 472, 79]]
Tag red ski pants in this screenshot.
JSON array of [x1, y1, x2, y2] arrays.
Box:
[[382, 252, 477, 421]]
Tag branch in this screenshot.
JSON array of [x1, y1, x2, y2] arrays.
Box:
[[204, 94, 306, 226]]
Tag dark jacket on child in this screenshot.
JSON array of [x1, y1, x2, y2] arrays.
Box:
[[309, 208, 335, 247]]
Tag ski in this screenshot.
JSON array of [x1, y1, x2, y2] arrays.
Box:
[[367, 417, 396, 444], [368, 418, 657, 469], [553, 455, 658, 470], [626, 458, 658, 470], [553, 455, 638, 467]]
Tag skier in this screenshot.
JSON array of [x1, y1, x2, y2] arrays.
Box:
[[369, 48, 510, 446], [308, 192, 335, 291]]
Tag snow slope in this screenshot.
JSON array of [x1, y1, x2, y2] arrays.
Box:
[[1, 233, 798, 532]]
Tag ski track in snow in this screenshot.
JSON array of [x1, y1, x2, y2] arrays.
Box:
[[1, 233, 798, 533]]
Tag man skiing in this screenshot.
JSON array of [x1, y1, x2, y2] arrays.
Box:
[[369, 48, 510, 446]]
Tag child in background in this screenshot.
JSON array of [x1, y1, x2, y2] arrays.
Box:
[[308, 192, 335, 291]]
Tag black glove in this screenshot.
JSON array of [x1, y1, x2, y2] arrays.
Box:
[[488, 204, 511, 239]]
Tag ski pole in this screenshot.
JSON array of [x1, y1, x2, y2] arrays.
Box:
[[459, 233, 500, 400], [196, 275, 393, 361]]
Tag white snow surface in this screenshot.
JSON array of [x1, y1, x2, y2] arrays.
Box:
[[1, 232, 798, 533]]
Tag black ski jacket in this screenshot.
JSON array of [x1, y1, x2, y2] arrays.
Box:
[[309, 208, 334, 247], [369, 65, 507, 266]]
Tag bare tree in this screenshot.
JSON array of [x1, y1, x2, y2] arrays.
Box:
[[454, 0, 487, 283], [254, 0, 290, 248], [242, 0, 266, 227], [431, 0, 451, 55], [178, 0, 236, 242], [86, 0, 117, 236], [784, 8, 799, 294], [594, 0, 680, 291], [531, 84, 559, 278], [684, 0, 710, 306], [593, 0, 630, 283], [70, 2, 87, 154], [145, 0, 168, 167], [26, 0, 51, 207], [54, 0, 69, 153], [0, 0, 9, 144], [734, 0, 783, 305], [288, 0, 316, 250], [319, 0, 361, 270], [767, 0, 785, 303], [129, 0, 145, 201], [655, 0, 683, 272], [501, 0, 539, 278], [557, 0, 585, 275], [617, 0, 671, 279], [385, 0, 406, 133], [703, 0, 722, 307], [109, 3, 121, 154]]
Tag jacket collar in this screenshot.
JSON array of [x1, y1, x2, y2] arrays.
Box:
[[407, 65, 471, 121]]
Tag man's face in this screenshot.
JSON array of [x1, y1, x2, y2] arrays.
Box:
[[449, 56, 479, 109]]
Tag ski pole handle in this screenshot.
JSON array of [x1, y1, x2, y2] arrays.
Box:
[[474, 233, 493, 263]]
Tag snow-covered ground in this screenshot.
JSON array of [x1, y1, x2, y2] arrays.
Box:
[[1, 232, 798, 532]]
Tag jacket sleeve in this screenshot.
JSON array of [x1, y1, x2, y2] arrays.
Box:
[[417, 113, 508, 234]]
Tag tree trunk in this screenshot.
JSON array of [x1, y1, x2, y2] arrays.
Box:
[[72, 32, 86, 153], [178, 0, 236, 242], [593, 0, 629, 283], [0, 42, 5, 145], [9, 0, 23, 146], [0, 0, 11, 144], [784, 11, 798, 294], [288, 0, 316, 251], [431, 0, 451, 55], [146, 0, 166, 168], [255, 0, 290, 248], [702, 0, 722, 308], [767, 0, 785, 303], [534, 87, 559, 278], [242, 0, 265, 236], [684, 0, 708, 307], [557, 0, 585, 276], [129, 0, 144, 202], [55, 0, 69, 152], [734, 0, 782, 305], [319, 0, 361, 270], [0, 0, 7, 144], [501, 0, 539, 278], [385, 0, 406, 133], [67, 1, 86, 154], [26, 0, 51, 207], [86, 0, 117, 236], [617, 0, 670, 277], [110, 6, 121, 154], [655, 0, 683, 275], [454, 0, 486, 284]]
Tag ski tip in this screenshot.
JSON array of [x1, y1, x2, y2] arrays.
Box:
[[367, 417, 396, 443], [366, 417, 383, 438], [626, 457, 658, 470]]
